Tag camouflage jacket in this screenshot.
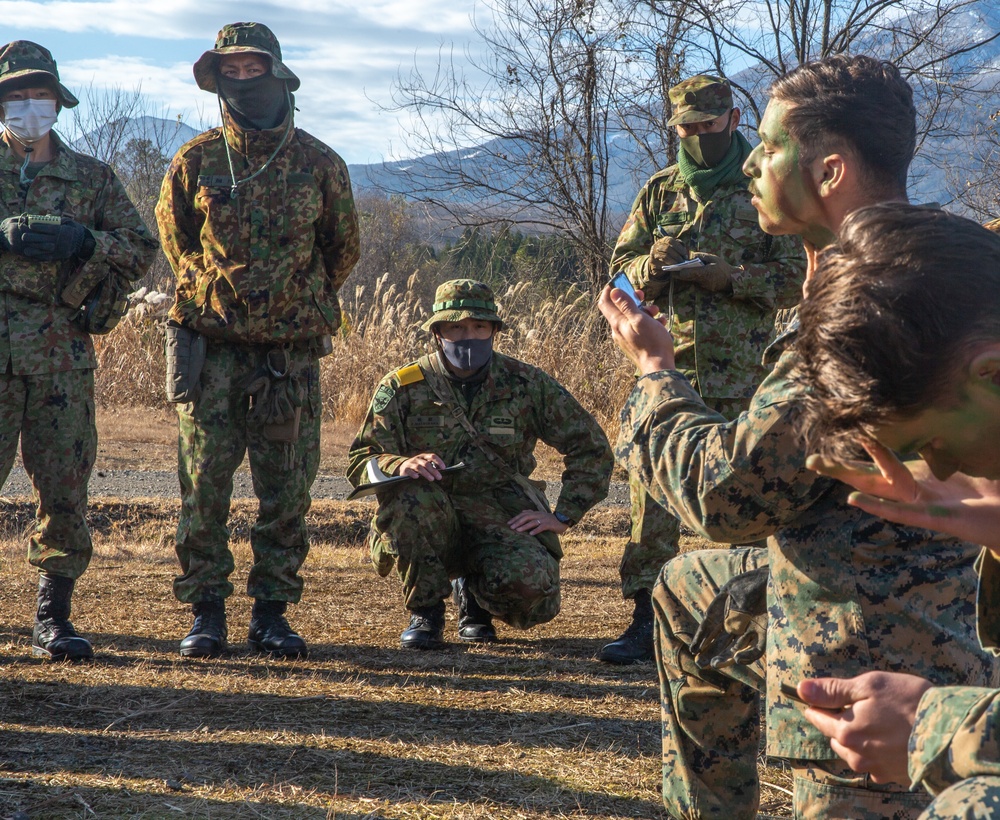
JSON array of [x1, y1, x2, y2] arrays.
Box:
[[609, 161, 805, 399], [348, 352, 613, 526], [156, 108, 360, 344], [0, 133, 156, 375], [907, 550, 1000, 795], [616, 316, 992, 760]]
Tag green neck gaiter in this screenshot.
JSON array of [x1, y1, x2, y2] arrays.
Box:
[[677, 130, 753, 202]]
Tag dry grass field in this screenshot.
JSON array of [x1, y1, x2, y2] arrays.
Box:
[[0, 413, 795, 818]]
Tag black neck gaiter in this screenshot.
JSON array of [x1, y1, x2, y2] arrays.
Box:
[[218, 74, 289, 130]]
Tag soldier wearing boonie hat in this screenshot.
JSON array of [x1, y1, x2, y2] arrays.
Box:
[[601, 74, 805, 664], [156, 22, 360, 662], [348, 278, 612, 651], [0, 40, 156, 662]]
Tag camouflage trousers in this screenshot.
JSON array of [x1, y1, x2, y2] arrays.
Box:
[[918, 778, 1000, 819], [173, 341, 321, 605], [621, 395, 748, 599], [654, 548, 932, 819], [0, 368, 95, 579], [369, 480, 561, 629]]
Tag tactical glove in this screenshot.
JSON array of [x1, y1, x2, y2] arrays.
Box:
[[0, 215, 27, 255], [673, 252, 738, 293], [21, 216, 91, 261], [690, 565, 769, 670], [648, 236, 689, 271]]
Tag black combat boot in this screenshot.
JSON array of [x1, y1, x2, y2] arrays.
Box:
[[400, 601, 446, 650], [454, 578, 497, 643], [179, 599, 227, 658], [598, 588, 654, 664], [248, 600, 308, 659], [32, 573, 94, 661]]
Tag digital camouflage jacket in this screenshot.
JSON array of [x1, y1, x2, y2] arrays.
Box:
[[906, 549, 1000, 796], [156, 108, 360, 344], [348, 352, 612, 527], [0, 133, 156, 374], [616, 318, 993, 760], [609, 162, 805, 400]]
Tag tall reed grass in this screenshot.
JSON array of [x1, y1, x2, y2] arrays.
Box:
[[94, 272, 635, 438]]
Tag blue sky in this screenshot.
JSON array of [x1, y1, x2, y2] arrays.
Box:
[[2, 0, 481, 165]]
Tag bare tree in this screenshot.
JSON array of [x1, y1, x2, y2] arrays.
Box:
[[386, 0, 678, 293]]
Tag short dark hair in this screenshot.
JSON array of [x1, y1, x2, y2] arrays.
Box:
[[770, 55, 916, 195], [795, 203, 1000, 459]]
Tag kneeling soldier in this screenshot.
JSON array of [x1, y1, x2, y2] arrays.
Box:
[[348, 279, 612, 649]]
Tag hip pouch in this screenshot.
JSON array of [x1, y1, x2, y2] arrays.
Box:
[[164, 322, 207, 403]]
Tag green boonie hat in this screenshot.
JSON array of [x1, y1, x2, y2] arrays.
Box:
[[0, 41, 79, 109], [667, 75, 732, 126], [193, 22, 300, 94], [421, 279, 504, 332]]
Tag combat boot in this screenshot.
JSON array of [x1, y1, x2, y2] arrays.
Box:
[[32, 573, 94, 661], [179, 599, 227, 658], [598, 588, 654, 664], [454, 578, 497, 643], [248, 600, 308, 659], [400, 601, 446, 650]]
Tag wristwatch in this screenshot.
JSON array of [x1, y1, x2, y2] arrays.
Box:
[[554, 511, 574, 526]]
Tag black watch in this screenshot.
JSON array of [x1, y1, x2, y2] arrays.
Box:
[[554, 512, 574, 526]]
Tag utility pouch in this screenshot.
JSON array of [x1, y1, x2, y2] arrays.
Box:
[[165, 323, 207, 403]]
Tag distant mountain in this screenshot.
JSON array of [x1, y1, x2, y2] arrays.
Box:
[[70, 115, 201, 163]]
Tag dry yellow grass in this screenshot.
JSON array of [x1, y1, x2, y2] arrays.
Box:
[[0, 496, 793, 819]]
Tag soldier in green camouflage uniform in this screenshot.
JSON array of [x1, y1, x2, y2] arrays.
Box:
[[600, 56, 996, 818], [602, 75, 805, 664], [155, 22, 360, 659], [348, 279, 612, 649], [0, 41, 156, 661]]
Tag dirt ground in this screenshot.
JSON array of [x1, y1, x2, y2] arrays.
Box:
[[0, 409, 793, 819]]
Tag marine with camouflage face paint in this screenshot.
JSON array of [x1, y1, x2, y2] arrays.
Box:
[[0, 40, 157, 662], [155, 22, 360, 661], [600, 54, 996, 818], [602, 74, 805, 665], [348, 279, 612, 650]]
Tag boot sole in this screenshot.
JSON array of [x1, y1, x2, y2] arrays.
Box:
[[400, 637, 447, 650], [248, 639, 308, 659], [457, 631, 498, 644], [597, 651, 653, 665], [32, 644, 93, 662], [179, 644, 226, 659]]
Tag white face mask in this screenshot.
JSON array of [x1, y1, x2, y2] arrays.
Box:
[[1, 98, 58, 143]]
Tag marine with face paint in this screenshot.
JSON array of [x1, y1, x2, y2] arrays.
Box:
[[599, 55, 995, 818], [348, 279, 612, 650], [0, 41, 156, 661], [155, 22, 360, 661], [602, 75, 805, 665]]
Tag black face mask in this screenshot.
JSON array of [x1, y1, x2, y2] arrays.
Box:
[[218, 74, 289, 130], [680, 128, 734, 168]]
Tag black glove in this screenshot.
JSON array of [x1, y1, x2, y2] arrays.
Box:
[[0, 215, 27, 255], [21, 216, 90, 261], [690, 566, 769, 670]]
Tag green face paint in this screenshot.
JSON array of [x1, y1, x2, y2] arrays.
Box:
[[743, 100, 834, 248]]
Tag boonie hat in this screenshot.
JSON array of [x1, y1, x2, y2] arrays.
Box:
[[421, 279, 504, 332], [0, 41, 78, 108], [193, 22, 300, 94], [667, 75, 733, 126]]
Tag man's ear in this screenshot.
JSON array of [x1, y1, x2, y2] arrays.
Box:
[[729, 107, 741, 132], [969, 344, 1000, 394], [813, 153, 847, 198]]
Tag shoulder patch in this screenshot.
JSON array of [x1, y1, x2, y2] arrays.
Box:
[[371, 384, 396, 414], [395, 363, 424, 386]]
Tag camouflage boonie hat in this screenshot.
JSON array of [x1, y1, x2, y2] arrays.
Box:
[[0, 41, 78, 109], [193, 22, 300, 94], [421, 279, 504, 332], [667, 75, 732, 126]]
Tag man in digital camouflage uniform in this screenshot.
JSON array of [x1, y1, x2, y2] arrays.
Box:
[[782, 207, 1000, 819], [0, 41, 156, 661], [348, 279, 612, 649], [599, 55, 996, 818], [602, 75, 805, 664], [156, 22, 360, 659]]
